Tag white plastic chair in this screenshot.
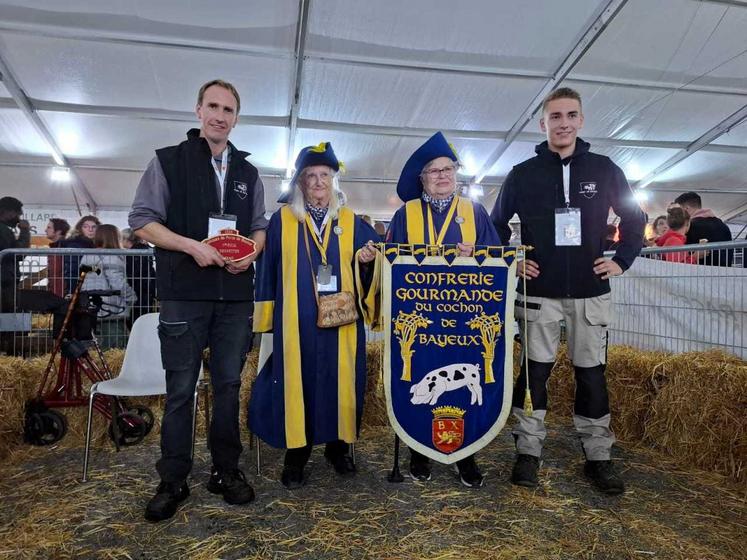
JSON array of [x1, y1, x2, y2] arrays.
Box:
[[82, 313, 203, 482]]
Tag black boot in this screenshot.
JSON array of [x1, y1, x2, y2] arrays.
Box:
[[584, 460, 625, 495], [144, 480, 190, 522], [324, 441, 356, 477], [456, 455, 484, 488], [510, 454, 540, 488], [409, 449, 431, 481], [207, 467, 255, 504], [282, 446, 311, 489]]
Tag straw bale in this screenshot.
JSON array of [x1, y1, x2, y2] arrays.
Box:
[[361, 341, 389, 428], [643, 349, 747, 483]]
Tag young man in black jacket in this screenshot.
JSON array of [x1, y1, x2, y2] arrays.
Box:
[[491, 87, 645, 494], [673, 191, 733, 266], [130, 80, 267, 521]]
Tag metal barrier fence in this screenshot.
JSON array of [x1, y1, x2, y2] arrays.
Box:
[[2, 242, 746, 358], [0, 248, 156, 356], [608, 240, 746, 359]]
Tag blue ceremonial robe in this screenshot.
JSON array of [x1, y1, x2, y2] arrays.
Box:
[[387, 196, 500, 246], [249, 206, 379, 449]]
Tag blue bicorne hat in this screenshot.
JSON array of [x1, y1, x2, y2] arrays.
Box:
[[396, 132, 459, 202], [277, 142, 343, 203]]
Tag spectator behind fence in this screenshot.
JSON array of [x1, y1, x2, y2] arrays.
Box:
[[60, 215, 100, 293], [655, 207, 698, 264], [646, 215, 668, 246], [80, 224, 136, 350], [0, 196, 30, 313], [121, 227, 157, 326], [673, 191, 733, 266], [45, 218, 70, 297]]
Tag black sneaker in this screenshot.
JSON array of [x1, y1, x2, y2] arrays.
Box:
[[144, 481, 189, 522], [584, 460, 625, 495], [281, 464, 306, 489], [324, 450, 357, 477], [456, 456, 485, 488], [207, 467, 255, 505], [511, 454, 540, 488], [409, 457, 432, 482]]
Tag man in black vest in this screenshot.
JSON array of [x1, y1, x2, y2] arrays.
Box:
[[129, 79, 267, 522]]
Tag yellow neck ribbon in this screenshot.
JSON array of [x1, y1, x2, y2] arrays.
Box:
[[304, 213, 332, 265], [426, 195, 459, 246]]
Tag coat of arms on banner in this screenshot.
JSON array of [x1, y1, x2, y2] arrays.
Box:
[[382, 245, 518, 464]]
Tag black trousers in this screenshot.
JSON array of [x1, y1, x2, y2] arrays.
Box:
[[156, 300, 253, 482]]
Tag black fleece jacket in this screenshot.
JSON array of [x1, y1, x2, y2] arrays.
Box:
[[491, 138, 645, 298]]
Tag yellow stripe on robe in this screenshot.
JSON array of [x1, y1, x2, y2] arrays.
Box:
[[336, 207, 358, 443], [253, 301, 274, 332], [355, 248, 382, 330], [405, 199, 425, 243], [405, 197, 476, 244], [456, 196, 476, 244], [280, 206, 307, 449]]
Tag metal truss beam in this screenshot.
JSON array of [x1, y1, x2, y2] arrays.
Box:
[[0, 53, 96, 213], [285, 0, 311, 177], [472, 0, 629, 183], [635, 104, 747, 189]]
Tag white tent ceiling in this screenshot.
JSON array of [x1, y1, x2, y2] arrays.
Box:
[[0, 0, 745, 226]]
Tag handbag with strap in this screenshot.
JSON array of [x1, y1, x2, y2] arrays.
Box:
[[303, 219, 359, 328]]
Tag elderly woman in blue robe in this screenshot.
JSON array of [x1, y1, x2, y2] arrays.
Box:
[[387, 131, 500, 488], [248, 143, 378, 489]]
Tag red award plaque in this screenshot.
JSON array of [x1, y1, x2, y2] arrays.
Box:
[[203, 229, 257, 263]]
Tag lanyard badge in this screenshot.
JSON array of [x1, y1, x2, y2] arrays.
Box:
[[555, 208, 582, 246], [555, 163, 581, 246], [305, 215, 337, 291]]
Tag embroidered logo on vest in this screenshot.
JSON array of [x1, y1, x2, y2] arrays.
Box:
[[233, 181, 248, 200], [579, 181, 598, 199]]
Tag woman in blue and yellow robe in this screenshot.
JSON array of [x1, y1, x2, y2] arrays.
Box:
[[248, 142, 378, 488], [387, 131, 500, 488]]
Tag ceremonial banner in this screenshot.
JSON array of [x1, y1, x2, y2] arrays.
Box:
[[382, 244, 518, 464]]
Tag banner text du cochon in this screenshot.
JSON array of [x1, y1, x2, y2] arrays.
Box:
[[395, 270, 504, 313], [395, 270, 505, 348]]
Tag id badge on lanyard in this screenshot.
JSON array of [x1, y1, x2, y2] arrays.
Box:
[[317, 264, 337, 292], [555, 208, 582, 246], [208, 213, 237, 237], [306, 214, 337, 292], [555, 163, 582, 246]]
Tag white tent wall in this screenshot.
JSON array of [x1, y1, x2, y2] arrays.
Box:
[[0, 0, 745, 225]]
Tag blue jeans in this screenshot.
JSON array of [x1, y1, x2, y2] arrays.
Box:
[[156, 300, 253, 482]]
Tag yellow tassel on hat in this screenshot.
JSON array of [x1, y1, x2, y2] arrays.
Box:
[[338, 160, 346, 172], [309, 141, 328, 153], [523, 387, 533, 417]]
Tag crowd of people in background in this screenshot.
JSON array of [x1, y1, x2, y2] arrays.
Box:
[[0, 199, 158, 350], [637, 191, 735, 266]]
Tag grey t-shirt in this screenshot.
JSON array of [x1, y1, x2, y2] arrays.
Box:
[[128, 151, 269, 233]]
